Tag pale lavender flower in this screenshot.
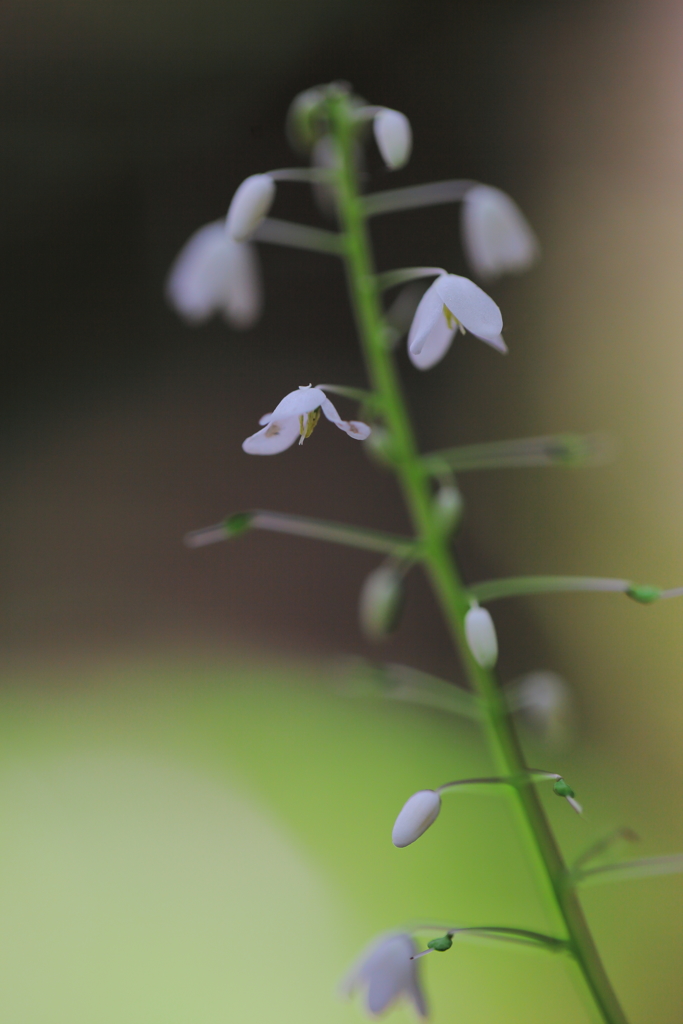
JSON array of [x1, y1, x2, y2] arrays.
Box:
[[166, 221, 262, 329], [407, 274, 505, 370], [341, 933, 428, 1018], [242, 385, 371, 455], [373, 109, 412, 170], [461, 184, 539, 280], [225, 174, 276, 241]]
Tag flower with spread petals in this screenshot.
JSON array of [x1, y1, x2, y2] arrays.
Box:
[[242, 385, 371, 455], [461, 184, 539, 281], [341, 933, 428, 1019], [392, 789, 442, 848], [373, 109, 412, 170], [166, 221, 262, 329], [407, 274, 506, 370], [226, 174, 276, 241]]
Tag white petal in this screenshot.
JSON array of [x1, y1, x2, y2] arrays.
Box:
[[462, 185, 539, 280], [392, 790, 441, 848], [464, 606, 499, 668], [242, 416, 300, 455], [270, 386, 327, 420], [434, 274, 506, 352], [320, 398, 371, 440], [218, 240, 263, 328], [258, 412, 273, 426], [408, 281, 457, 369], [373, 109, 413, 170], [226, 174, 276, 241], [344, 934, 425, 1018]]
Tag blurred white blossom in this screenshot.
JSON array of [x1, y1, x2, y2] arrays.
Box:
[[166, 222, 262, 328], [242, 385, 370, 455], [226, 174, 276, 241], [461, 184, 539, 280], [407, 274, 505, 370], [464, 606, 499, 669], [373, 109, 412, 170], [341, 933, 427, 1019]]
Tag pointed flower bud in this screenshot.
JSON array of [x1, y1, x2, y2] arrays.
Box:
[[359, 563, 405, 639], [433, 484, 463, 533], [226, 174, 276, 241], [373, 109, 413, 170], [392, 789, 442, 848], [461, 184, 539, 280], [408, 274, 505, 370], [464, 605, 498, 669]]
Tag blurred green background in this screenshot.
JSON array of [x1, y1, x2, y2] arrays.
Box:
[[1, 0, 682, 1021]]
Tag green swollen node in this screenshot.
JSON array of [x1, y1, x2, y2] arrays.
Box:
[[553, 779, 575, 798], [427, 935, 453, 952], [626, 584, 662, 604]]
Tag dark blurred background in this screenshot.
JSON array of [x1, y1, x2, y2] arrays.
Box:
[[2, 2, 683, 1019]]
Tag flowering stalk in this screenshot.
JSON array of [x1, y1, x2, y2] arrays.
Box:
[[325, 87, 629, 1024]]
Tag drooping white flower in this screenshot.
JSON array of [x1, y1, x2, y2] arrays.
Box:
[[359, 563, 405, 639], [373, 109, 412, 170], [166, 221, 262, 328], [464, 605, 498, 669], [392, 789, 442, 848], [242, 385, 371, 455], [461, 184, 539, 281], [407, 274, 505, 370], [341, 933, 428, 1019], [225, 174, 276, 241]]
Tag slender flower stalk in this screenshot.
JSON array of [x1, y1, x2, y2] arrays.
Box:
[[324, 86, 630, 1024]]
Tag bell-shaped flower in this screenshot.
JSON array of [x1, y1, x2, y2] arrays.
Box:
[[464, 605, 498, 669], [407, 274, 505, 370], [341, 933, 427, 1019], [461, 184, 539, 281], [242, 385, 371, 455], [225, 174, 276, 241], [392, 789, 442, 848], [373, 109, 412, 170], [166, 221, 262, 329]]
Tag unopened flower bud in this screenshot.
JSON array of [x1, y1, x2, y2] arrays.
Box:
[[226, 174, 276, 241], [373, 109, 412, 170], [464, 606, 498, 668], [433, 485, 463, 533], [285, 86, 327, 154], [392, 789, 441, 848], [359, 564, 405, 639], [427, 934, 453, 952]]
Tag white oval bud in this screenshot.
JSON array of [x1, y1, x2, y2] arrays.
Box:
[[464, 606, 498, 668], [392, 789, 441, 848], [461, 184, 539, 281], [359, 564, 404, 639], [226, 174, 276, 241], [433, 485, 463, 533], [373, 109, 412, 170]]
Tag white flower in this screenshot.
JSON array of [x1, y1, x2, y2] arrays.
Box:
[[461, 184, 539, 281], [359, 563, 404, 639], [374, 109, 412, 170], [464, 605, 498, 669], [341, 933, 428, 1019], [392, 789, 442, 848], [242, 385, 371, 455], [225, 174, 276, 241], [407, 274, 505, 370], [166, 221, 262, 329]]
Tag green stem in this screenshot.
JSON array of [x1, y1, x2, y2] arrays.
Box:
[[327, 89, 628, 1024]]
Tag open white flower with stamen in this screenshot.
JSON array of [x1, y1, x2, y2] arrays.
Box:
[[226, 174, 276, 241], [166, 221, 262, 328], [392, 789, 442, 848], [341, 933, 427, 1019], [374, 109, 412, 170], [242, 385, 371, 455], [407, 274, 506, 370], [461, 184, 539, 281]]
